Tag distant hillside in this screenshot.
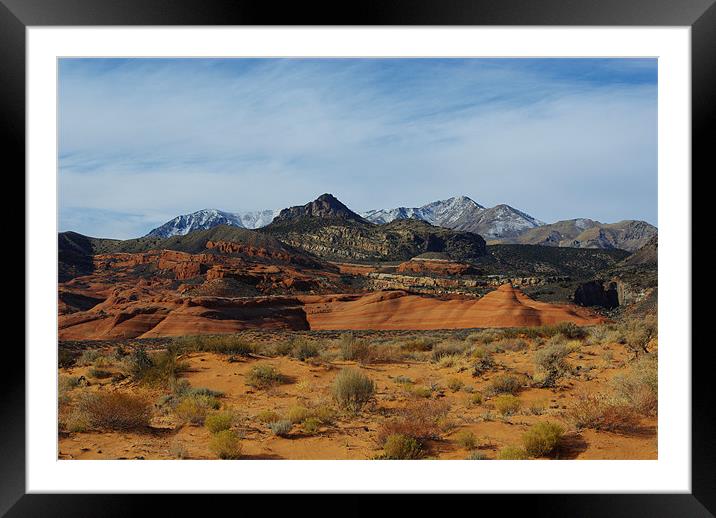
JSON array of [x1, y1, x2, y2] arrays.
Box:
[[58, 225, 324, 281], [493, 219, 656, 252], [476, 244, 630, 279], [264, 194, 487, 262]]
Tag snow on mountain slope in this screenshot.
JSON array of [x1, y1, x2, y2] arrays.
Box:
[[362, 196, 484, 226], [362, 196, 544, 239], [238, 209, 282, 229], [146, 208, 280, 238]]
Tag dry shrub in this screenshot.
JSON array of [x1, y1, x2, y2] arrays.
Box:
[[75, 391, 152, 431], [76, 349, 102, 366], [493, 394, 521, 416], [177, 335, 256, 356], [471, 348, 495, 376], [88, 367, 112, 379], [332, 368, 375, 413], [290, 338, 319, 361], [378, 400, 450, 445], [246, 364, 285, 389], [338, 334, 372, 362], [209, 430, 242, 459], [494, 338, 529, 352], [125, 345, 189, 388], [617, 314, 657, 357], [400, 337, 435, 352], [534, 338, 571, 387], [446, 377, 464, 392], [174, 394, 221, 425], [58, 375, 81, 405], [565, 393, 641, 433], [611, 353, 657, 416], [256, 410, 280, 424], [268, 419, 292, 437], [382, 434, 423, 459], [63, 409, 92, 432], [431, 340, 468, 362], [286, 405, 311, 424], [522, 421, 564, 457], [486, 374, 523, 395]]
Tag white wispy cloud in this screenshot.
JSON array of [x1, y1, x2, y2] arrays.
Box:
[[59, 58, 657, 238]]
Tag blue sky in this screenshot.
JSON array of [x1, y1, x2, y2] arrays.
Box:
[[59, 58, 657, 239]]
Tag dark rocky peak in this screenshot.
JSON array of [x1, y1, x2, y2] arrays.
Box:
[[272, 193, 365, 223]]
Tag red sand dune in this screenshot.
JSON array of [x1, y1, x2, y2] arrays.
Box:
[[58, 284, 604, 340], [304, 284, 604, 330]]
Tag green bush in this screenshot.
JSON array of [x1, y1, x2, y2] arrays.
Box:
[[497, 446, 529, 460], [246, 364, 285, 389], [205, 411, 234, 434], [302, 417, 321, 434], [382, 434, 423, 459], [209, 430, 242, 459], [454, 430, 478, 450], [174, 394, 221, 425], [493, 394, 521, 416], [522, 421, 564, 457], [332, 368, 376, 413]]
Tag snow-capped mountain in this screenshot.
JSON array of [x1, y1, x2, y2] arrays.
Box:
[[451, 204, 545, 239], [146, 208, 280, 238], [238, 209, 282, 229], [362, 196, 484, 226], [362, 196, 544, 239]]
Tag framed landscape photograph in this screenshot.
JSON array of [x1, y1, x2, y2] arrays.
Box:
[[7, 0, 713, 513]]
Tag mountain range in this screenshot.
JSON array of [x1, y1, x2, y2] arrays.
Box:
[[144, 194, 655, 252], [147, 208, 281, 238]]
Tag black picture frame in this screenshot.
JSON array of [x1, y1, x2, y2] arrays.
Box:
[[4, 0, 711, 514]]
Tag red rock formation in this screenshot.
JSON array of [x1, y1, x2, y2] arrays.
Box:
[[396, 258, 476, 276]]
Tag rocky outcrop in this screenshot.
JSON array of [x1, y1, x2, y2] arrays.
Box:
[[396, 257, 478, 276], [574, 280, 619, 309], [366, 272, 569, 296], [266, 212, 488, 262]]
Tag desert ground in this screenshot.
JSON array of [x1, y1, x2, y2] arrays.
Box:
[[58, 316, 657, 460]]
